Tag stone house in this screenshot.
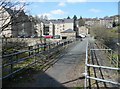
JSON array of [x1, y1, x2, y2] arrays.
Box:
[[0, 6, 36, 37], [50, 19, 74, 38], [78, 26, 88, 37], [61, 29, 76, 40], [0, 6, 12, 37]]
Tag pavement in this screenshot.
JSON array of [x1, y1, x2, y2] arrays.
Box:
[[7, 36, 93, 88], [32, 37, 92, 87]]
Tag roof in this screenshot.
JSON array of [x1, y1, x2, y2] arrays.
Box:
[[41, 19, 50, 24], [61, 29, 75, 33], [49, 19, 74, 24]]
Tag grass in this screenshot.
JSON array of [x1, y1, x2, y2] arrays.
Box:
[[75, 87, 84, 89]]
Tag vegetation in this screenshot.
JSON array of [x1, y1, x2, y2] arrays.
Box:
[[73, 15, 77, 20], [90, 26, 119, 51], [79, 16, 85, 27], [67, 16, 71, 19]]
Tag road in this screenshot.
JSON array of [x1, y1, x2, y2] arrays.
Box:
[[8, 36, 93, 88], [32, 37, 92, 87]]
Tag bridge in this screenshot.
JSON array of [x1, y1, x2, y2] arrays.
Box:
[[1, 36, 120, 88]]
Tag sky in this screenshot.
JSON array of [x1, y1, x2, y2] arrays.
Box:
[[24, 1, 118, 19]]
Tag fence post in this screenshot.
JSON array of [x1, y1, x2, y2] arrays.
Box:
[[111, 50, 113, 65], [43, 43, 46, 51], [84, 41, 88, 89], [37, 44, 39, 53], [28, 46, 31, 56], [10, 55, 14, 78]]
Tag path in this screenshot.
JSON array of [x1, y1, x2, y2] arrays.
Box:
[[7, 36, 93, 88]]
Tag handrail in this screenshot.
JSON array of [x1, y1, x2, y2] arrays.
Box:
[[84, 42, 119, 88], [2, 39, 76, 79]]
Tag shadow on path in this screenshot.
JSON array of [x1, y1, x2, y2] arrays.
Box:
[[2, 68, 68, 89], [61, 76, 85, 84]]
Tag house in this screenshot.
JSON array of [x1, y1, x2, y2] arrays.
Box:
[[0, 6, 12, 37], [39, 19, 74, 39], [50, 19, 74, 38], [99, 18, 113, 28], [0, 6, 35, 38], [61, 29, 76, 40], [13, 11, 33, 37], [78, 26, 88, 37]]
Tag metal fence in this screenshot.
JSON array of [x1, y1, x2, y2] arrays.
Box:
[[1, 39, 76, 80], [84, 41, 120, 89]]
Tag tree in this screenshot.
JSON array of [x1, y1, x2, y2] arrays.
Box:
[[44, 15, 48, 20], [73, 15, 77, 20], [67, 16, 70, 19], [73, 15, 78, 36], [79, 16, 85, 27], [112, 21, 116, 27], [0, 0, 27, 38], [40, 15, 44, 20], [0, 0, 30, 55]]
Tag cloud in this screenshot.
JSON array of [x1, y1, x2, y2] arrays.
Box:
[[17, 0, 119, 2], [51, 9, 65, 15], [37, 9, 65, 19], [58, 2, 66, 7], [19, 0, 26, 2], [89, 8, 101, 13], [38, 13, 52, 18], [66, 0, 87, 3]]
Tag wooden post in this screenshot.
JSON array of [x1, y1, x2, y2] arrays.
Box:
[[37, 44, 39, 53], [111, 50, 112, 65], [28, 46, 31, 56], [43, 43, 46, 51], [10, 55, 14, 78]]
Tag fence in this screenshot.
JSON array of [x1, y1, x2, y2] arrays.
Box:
[[84, 41, 120, 88], [95, 41, 119, 68], [1, 39, 76, 80]]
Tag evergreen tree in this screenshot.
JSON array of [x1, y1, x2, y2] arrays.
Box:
[[67, 16, 70, 19], [73, 15, 77, 20]]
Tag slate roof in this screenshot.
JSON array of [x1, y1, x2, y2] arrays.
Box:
[[61, 29, 75, 33], [41, 19, 50, 24], [49, 19, 74, 24]]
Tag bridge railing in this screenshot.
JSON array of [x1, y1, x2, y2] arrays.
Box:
[[1, 39, 76, 80], [95, 41, 119, 68], [84, 41, 120, 89]]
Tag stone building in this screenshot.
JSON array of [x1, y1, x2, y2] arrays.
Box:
[[0, 6, 36, 38], [39, 19, 74, 39], [0, 6, 12, 37], [78, 26, 88, 37], [61, 29, 76, 40]]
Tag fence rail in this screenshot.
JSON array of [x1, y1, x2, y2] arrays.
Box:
[[2, 39, 76, 80], [84, 41, 120, 88]]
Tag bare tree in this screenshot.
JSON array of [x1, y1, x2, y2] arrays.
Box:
[[0, 0, 30, 54], [0, 0, 27, 38]]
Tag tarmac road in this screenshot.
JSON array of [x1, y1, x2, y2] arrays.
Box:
[[33, 36, 92, 87], [8, 36, 93, 88]]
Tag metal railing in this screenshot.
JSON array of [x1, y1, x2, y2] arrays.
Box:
[[84, 41, 120, 89], [1, 39, 76, 80], [95, 41, 119, 67]]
